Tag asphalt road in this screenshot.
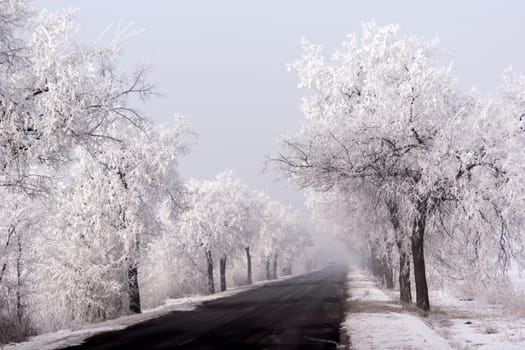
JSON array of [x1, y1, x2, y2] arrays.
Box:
[[63, 267, 347, 350]]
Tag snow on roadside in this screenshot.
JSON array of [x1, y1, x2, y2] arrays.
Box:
[[342, 270, 452, 350], [2, 274, 298, 350], [344, 270, 525, 349], [346, 312, 452, 350], [346, 274, 391, 303]]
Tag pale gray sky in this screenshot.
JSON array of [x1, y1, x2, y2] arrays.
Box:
[[38, 1, 525, 211]]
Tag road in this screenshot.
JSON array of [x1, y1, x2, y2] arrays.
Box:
[[63, 267, 347, 350]]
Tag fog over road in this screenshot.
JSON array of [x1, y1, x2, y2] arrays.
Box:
[[62, 268, 347, 350]]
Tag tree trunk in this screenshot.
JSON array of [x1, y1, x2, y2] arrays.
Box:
[[411, 199, 430, 311], [206, 250, 215, 294], [265, 258, 271, 280], [245, 246, 252, 285], [127, 261, 141, 314], [219, 254, 227, 292], [272, 253, 278, 279], [283, 260, 292, 276], [369, 246, 384, 281], [16, 231, 23, 322], [383, 260, 394, 289], [386, 198, 412, 304], [116, 174, 142, 315], [398, 248, 412, 304], [0, 225, 15, 284]]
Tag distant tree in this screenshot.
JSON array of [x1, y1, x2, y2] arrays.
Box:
[[256, 198, 310, 280], [305, 188, 397, 290], [176, 171, 259, 293]]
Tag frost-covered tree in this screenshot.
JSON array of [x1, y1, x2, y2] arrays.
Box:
[[276, 216, 312, 276], [256, 198, 310, 280], [34, 121, 189, 324], [274, 22, 472, 310], [0, 5, 153, 194], [176, 171, 261, 293], [0, 1, 193, 341], [0, 0, 185, 326], [257, 200, 285, 280], [426, 69, 525, 288], [173, 171, 311, 293], [0, 192, 37, 342], [0, 0, 30, 67], [275, 22, 525, 311]]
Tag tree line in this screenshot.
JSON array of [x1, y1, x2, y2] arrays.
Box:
[[273, 22, 525, 312], [0, 2, 313, 344]]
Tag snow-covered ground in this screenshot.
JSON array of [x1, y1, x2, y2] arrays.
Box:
[[427, 289, 525, 349], [2, 275, 297, 350], [343, 270, 525, 350], [343, 270, 452, 350]]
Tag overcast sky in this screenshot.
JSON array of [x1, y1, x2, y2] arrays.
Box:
[[37, 1, 525, 211]]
